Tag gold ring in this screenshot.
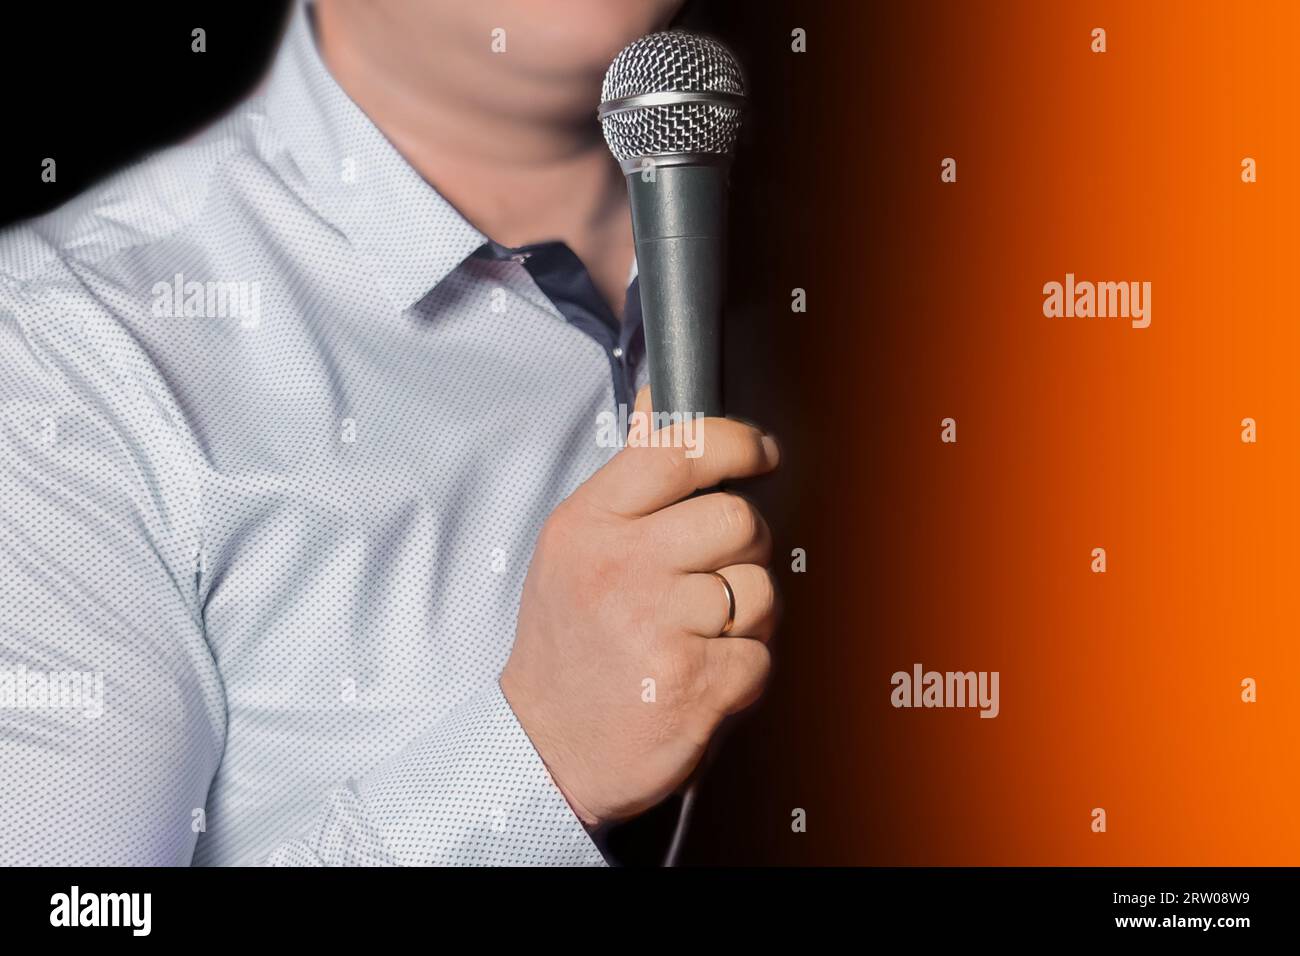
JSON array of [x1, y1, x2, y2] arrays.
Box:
[[710, 571, 736, 636]]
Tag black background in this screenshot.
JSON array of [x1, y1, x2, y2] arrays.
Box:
[[0, 867, 1276, 938]]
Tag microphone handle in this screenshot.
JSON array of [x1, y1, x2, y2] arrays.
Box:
[[625, 162, 731, 867], [626, 162, 728, 421]]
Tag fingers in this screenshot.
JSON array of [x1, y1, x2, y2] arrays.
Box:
[[642, 491, 772, 572], [703, 637, 772, 716], [633, 384, 652, 418], [673, 564, 778, 641], [581, 417, 780, 518]]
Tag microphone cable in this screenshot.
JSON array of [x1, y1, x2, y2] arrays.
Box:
[[662, 779, 698, 867]]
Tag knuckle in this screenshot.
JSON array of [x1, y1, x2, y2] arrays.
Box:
[[717, 494, 759, 543], [723, 642, 771, 711], [539, 500, 631, 606], [539, 498, 594, 556], [700, 420, 749, 475], [647, 440, 693, 487], [536, 503, 573, 554], [667, 443, 696, 481], [656, 634, 706, 697]]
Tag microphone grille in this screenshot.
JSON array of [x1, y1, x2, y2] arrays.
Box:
[[599, 31, 744, 164]]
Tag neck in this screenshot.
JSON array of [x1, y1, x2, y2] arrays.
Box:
[[314, 1, 634, 316]]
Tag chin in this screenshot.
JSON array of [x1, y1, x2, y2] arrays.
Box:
[[508, 0, 684, 74]]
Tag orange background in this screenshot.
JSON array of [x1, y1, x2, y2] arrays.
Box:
[[692, 0, 1300, 864]]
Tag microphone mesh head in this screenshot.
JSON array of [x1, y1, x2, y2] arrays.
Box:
[[599, 31, 744, 164]]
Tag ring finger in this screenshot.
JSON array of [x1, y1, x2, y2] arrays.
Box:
[[673, 563, 777, 641]]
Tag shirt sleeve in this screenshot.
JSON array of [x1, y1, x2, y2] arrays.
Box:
[[0, 276, 606, 867], [0, 280, 225, 865], [265, 680, 607, 866]]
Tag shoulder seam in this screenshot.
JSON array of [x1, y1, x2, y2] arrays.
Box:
[[0, 106, 276, 291]]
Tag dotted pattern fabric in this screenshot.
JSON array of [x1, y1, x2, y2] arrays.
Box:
[[0, 1, 634, 866]]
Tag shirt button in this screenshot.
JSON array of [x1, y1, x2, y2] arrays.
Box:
[[612, 347, 624, 359]]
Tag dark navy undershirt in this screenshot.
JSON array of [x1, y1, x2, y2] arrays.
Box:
[[476, 240, 644, 410]]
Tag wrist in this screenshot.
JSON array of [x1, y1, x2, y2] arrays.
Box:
[[499, 670, 603, 828]]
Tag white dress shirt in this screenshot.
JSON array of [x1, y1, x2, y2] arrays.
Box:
[[0, 1, 645, 865]]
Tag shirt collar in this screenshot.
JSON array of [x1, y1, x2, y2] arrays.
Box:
[[264, 1, 486, 312]]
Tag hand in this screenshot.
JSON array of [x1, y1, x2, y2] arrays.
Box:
[[501, 387, 780, 827]]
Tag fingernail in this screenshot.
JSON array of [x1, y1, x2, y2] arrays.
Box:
[[761, 433, 780, 464]]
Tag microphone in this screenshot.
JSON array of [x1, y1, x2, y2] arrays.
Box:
[[598, 30, 745, 868], [598, 31, 745, 422]]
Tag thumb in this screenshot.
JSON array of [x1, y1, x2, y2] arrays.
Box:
[[626, 385, 654, 449]]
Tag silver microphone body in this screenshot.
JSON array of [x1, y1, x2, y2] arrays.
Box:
[[598, 31, 745, 421]]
